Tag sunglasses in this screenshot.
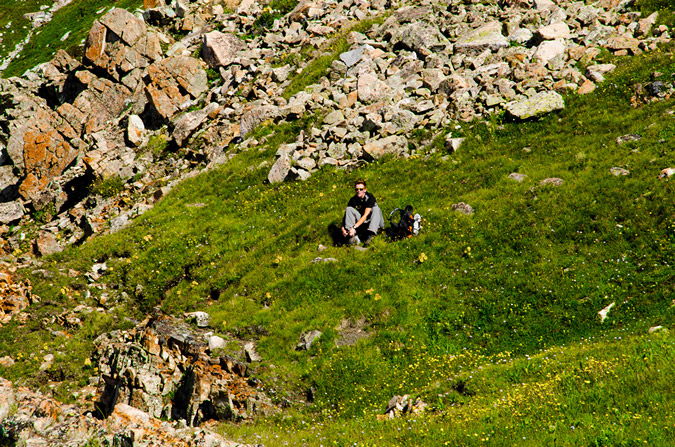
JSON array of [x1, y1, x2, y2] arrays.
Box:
[[355, 187, 365, 191]]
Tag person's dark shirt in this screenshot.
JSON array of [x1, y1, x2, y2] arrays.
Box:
[[348, 192, 376, 216]]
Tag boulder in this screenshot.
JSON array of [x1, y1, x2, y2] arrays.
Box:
[[358, 72, 392, 103], [340, 46, 367, 68], [0, 166, 19, 201], [7, 106, 79, 203], [240, 104, 279, 137], [540, 177, 564, 186], [508, 173, 528, 182], [445, 136, 465, 153], [610, 167, 630, 176], [173, 103, 220, 146], [296, 330, 322, 351], [145, 56, 208, 121], [505, 91, 565, 120], [34, 231, 63, 256], [84, 8, 161, 79], [536, 22, 571, 40], [606, 35, 641, 55], [533, 39, 567, 65], [202, 31, 246, 68], [363, 135, 408, 159], [185, 311, 211, 327], [268, 154, 291, 183], [392, 21, 450, 59], [585, 64, 616, 83], [454, 22, 509, 54], [127, 115, 146, 147]]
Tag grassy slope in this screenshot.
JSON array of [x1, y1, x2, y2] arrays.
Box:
[[1, 2, 675, 446], [0, 0, 142, 78]]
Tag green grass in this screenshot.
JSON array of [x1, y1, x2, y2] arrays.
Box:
[[1, 0, 143, 78], [2, 11, 675, 447]]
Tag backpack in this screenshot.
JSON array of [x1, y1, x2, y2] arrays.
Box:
[[388, 205, 421, 239]]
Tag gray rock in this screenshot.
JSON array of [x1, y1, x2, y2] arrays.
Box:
[[208, 335, 226, 351], [272, 64, 293, 82], [534, 39, 567, 65], [533, 0, 555, 10], [585, 64, 616, 83], [34, 231, 62, 256], [172, 103, 220, 146], [508, 173, 528, 182], [358, 72, 391, 103], [340, 46, 366, 68], [240, 104, 279, 137], [324, 110, 345, 125], [202, 31, 246, 68], [0, 166, 19, 201], [0, 200, 24, 224], [509, 28, 533, 45], [244, 341, 262, 362], [296, 330, 322, 351], [536, 22, 571, 40], [392, 21, 450, 59], [505, 91, 565, 120], [452, 202, 474, 215], [127, 115, 145, 147], [455, 22, 509, 54], [268, 155, 291, 183], [540, 177, 564, 186], [445, 136, 465, 153], [610, 167, 630, 176], [616, 134, 642, 144], [363, 136, 408, 159], [311, 257, 338, 263], [185, 311, 210, 327]]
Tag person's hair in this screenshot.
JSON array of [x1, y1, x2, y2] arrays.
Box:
[[354, 179, 367, 188]]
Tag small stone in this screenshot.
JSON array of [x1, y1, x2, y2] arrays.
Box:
[[244, 341, 262, 362], [610, 167, 630, 176], [508, 173, 527, 182], [0, 356, 14, 367], [296, 330, 322, 351], [185, 311, 210, 327], [540, 177, 563, 186], [616, 134, 642, 144], [208, 335, 226, 351], [598, 302, 615, 323], [452, 202, 474, 215], [445, 136, 465, 153]]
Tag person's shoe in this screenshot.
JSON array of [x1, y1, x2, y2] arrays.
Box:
[[363, 231, 376, 247], [348, 235, 361, 246]]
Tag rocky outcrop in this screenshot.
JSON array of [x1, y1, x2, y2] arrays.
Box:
[[0, 377, 254, 447], [93, 312, 277, 426], [0, 270, 38, 325]]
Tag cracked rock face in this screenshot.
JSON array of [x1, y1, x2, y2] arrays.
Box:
[[0, 377, 256, 447], [93, 312, 277, 426]]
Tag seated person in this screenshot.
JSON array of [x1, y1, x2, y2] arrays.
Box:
[[341, 179, 384, 245]]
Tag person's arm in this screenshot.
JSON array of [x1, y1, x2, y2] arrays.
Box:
[[349, 207, 371, 236]]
